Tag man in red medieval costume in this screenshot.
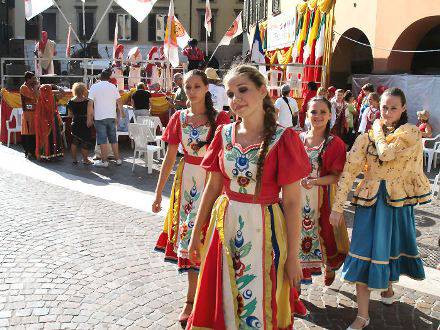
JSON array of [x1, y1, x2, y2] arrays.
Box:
[[35, 31, 57, 75], [146, 46, 164, 88], [112, 44, 125, 91], [127, 46, 142, 89]]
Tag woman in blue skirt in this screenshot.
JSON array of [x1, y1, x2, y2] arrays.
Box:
[[330, 87, 431, 330]]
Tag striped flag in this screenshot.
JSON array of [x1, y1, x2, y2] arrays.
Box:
[[204, 0, 212, 36], [65, 25, 72, 57], [174, 17, 191, 49]]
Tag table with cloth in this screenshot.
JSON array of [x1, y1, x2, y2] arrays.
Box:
[[0, 88, 171, 145]]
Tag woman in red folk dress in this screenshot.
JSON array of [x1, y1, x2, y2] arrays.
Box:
[[186, 65, 311, 329], [298, 97, 349, 288], [152, 70, 230, 326]]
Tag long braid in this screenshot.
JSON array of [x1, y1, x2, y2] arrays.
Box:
[[255, 95, 277, 196]]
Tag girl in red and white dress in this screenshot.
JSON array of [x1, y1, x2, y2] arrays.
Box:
[[152, 70, 230, 326], [187, 65, 310, 329]]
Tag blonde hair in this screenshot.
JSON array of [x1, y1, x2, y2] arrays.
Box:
[[72, 82, 88, 98], [317, 87, 327, 97]]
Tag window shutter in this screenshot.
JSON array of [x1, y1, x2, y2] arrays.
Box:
[[148, 13, 156, 41], [131, 17, 138, 41], [108, 13, 116, 41]]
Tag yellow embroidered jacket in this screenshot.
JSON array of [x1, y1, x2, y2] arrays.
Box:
[[332, 122, 431, 213]]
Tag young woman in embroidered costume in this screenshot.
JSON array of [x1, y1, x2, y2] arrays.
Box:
[[298, 97, 349, 289], [186, 65, 311, 329], [330, 88, 431, 330], [152, 70, 230, 326]]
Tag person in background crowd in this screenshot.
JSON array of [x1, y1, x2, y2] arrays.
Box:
[[377, 85, 388, 96], [112, 44, 125, 91], [357, 84, 375, 133], [183, 39, 205, 71], [416, 110, 433, 138], [34, 31, 56, 75], [298, 96, 348, 289], [330, 89, 346, 135], [34, 84, 64, 161], [20, 71, 39, 159], [67, 82, 93, 165], [275, 84, 299, 127], [344, 90, 358, 149], [130, 82, 151, 119], [127, 47, 142, 89], [152, 70, 230, 327], [330, 88, 430, 330], [327, 86, 336, 100], [301, 81, 318, 128], [168, 73, 188, 112], [356, 83, 374, 111], [363, 92, 380, 132], [205, 67, 229, 112], [187, 64, 309, 329], [87, 70, 123, 168], [317, 86, 328, 98]]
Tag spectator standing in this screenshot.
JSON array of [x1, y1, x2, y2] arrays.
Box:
[[274, 84, 299, 127], [67, 82, 93, 165], [87, 70, 123, 167], [20, 71, 39, 158], [205, 68, 229, 112], [182, 39, 205, 71], [300, 81, 318, 128], [171, 73, 188, 111]]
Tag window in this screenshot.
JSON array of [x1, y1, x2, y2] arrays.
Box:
[[256, 0, 267, 21], [272, 0, 281, 16], [147, 13, 167, 42], [42, 13, 57, 40], [78, 12, 95, 41], [200, 13, 214, 41], [108, 13, 138, 41]]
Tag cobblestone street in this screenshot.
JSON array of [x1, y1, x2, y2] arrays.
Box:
[[0, 146, 439, 329]]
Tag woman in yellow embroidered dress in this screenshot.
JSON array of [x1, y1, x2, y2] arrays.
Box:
[[330, 88, 431, 330], [152, 70, 230, 325], [187, 65, 311, 329]]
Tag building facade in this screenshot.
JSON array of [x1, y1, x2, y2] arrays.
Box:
[[9, 0, 243, 67]]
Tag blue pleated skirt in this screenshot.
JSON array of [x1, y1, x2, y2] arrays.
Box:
[[341, 181, 425, 290]]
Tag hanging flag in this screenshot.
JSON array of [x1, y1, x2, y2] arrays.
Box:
[[303, 10, 321, 65], [114, 0, 157, 23], [250, 23, 266, 74], [112, 19, 119, 60], [65, 25, 72, 57], [218, 12, 243, 47], [25, 0, 54, 21], [204, 0, 212, 36], [174, 17, 191, 49], [296, 8, 310, 63], [314, 13, 327, 82], [164, 0, 179, 68]]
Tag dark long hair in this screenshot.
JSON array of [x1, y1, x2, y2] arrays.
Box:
[[184, 69, 217, 147], [381, 87, 408, 129], [224, 65, 277, 197], [307, 96, 332, 169]]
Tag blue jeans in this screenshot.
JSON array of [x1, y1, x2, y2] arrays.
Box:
[[95, 118, 117, 145]]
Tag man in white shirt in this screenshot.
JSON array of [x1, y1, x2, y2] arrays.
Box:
[[205, 68, 229, 111], [274, 84, 299, 128], [87, 70, 123, 167]]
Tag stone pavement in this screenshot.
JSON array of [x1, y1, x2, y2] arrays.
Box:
[[0, 144, 439, 329]]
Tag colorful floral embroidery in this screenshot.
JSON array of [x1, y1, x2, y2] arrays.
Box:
[[180, 110, 211, 157], [229, 215, 262, 329], [178, 177, 201, 252]]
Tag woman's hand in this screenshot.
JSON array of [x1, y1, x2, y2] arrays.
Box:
[[284, 255, 303, 288], [329, 210, 344, 227], [151, 194, 162, 213], [188, 231, 202, 264]]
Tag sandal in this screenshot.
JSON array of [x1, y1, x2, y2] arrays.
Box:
[[381, 290, 395, 306], [324, 269, 336, 286], [178, 301, 193, 328], [346, 315, 370, 330], [72, 160, 79, 165], [82, 159, 93, 165]]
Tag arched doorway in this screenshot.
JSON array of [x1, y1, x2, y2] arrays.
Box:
[[388, 16, 440, 73], [330, 28, 373, 88]]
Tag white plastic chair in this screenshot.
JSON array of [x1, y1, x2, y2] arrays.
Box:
[[266, 69, 283, 97], [136, 116, 166, 157], [6, 108, 23, 147], [423, 134, 440, 172], [128, 123, 162, 173], [433, 172, 440, 199]]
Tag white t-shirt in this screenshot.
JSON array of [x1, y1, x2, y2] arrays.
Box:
[[274, 96, 299, 127], [88, 81, 121, 120], [209, 84, 229, 111]]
